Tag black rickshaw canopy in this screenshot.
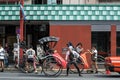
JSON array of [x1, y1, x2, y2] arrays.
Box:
[[38, 36, 60, 51], [38, 36, 59, 44]]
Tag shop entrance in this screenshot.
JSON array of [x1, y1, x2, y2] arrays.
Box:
[[24, 22, 49, 50], [117, 32, 120, 56], [0, 21, 50, 64], [0, 25, 17, 64], [92, 32, 110, 57]]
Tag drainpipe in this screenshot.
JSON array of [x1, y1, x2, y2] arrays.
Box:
[[20, 0, 24, 61]]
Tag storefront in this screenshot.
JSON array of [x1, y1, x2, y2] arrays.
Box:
[[0, 21, 49, 47], [0, 4, 120, 65], [0, 21, 49, 63], [50, 21, 118, 57]]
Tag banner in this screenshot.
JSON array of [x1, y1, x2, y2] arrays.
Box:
[[20, 4, 27, 20]]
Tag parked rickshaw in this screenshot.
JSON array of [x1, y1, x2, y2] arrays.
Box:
[[19, 36, 63, 77]]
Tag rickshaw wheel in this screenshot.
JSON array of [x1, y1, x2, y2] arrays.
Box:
[[42, 56, 62, 76]]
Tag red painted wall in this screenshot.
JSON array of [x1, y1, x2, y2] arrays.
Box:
[[111, 25, 116, 56], [50, 25, 92, 68]]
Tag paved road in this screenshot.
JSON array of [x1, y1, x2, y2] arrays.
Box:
[[0, 71, 120, 80]]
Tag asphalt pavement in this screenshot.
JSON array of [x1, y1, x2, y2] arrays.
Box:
[[0, 71, 120, 80], [0, 63, 120, 80], [1, 63, 119, 80]]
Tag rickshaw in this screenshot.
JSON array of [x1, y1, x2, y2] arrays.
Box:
[[19, 36, 63, 77], [38, 36, 63, 76]]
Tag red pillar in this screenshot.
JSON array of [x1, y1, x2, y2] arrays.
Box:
[[111, 25, 116, 56], [20, 0, 24, 58]]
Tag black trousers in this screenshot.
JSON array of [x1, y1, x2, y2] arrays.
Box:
[[66, 61, 81, 76]]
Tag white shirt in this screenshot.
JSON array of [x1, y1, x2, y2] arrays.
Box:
[[13, 48, 18, 56], [92, 49, 98, 58], [26, 49, 35, 58], [0, 47, 5, 59], [65, 50, 80, 60]]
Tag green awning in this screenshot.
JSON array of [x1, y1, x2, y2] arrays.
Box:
[[0, 4, 120, 20]]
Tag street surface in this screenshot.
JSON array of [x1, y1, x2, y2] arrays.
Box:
[[0, 71, 120, 80]]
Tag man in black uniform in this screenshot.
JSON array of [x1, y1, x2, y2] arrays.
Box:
[[65, 42, 81, 76]]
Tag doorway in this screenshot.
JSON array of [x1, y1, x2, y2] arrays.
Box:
[[117, 32, 120, 56], [0, 25, 17, 64], [25, 23, 49, 49], [92, 32, 110, 57]]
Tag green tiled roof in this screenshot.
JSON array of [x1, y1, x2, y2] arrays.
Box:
[[0, 4, 120, 20]]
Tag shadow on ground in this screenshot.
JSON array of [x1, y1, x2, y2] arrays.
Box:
[[95, 74, 120, 78]]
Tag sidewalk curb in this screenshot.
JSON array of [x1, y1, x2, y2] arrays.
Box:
[[3, 67, 106, 73]]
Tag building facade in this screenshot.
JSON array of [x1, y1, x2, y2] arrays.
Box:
[[2, 0, 120, 4], [0, 0, 120, 65]]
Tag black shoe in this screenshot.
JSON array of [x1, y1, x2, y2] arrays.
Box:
[[91, 70, 94, 73], [79, 74, 82, 76], [95, 71, 98, 73], [1, 69, 4, 72]]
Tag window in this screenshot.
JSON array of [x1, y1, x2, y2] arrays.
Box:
[[99, 0, 120, 2], [57, 0, 62, 4], [0, 0, 19, 4], [33, 0, 48, 4], [32, 0, 62, 4]]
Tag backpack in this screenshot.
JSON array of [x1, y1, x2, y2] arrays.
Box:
[[69, 52, 74, 61]]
